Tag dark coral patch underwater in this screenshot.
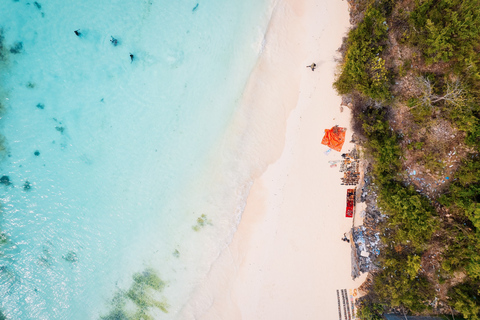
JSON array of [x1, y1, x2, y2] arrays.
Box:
[[0, 175, 11, 186]]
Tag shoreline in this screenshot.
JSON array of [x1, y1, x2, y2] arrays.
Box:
[[180, 0, 367, 318]]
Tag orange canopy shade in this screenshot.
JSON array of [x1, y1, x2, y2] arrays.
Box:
[[321, 126, 346, 152]]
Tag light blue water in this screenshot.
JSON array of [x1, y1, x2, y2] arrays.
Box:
[[0, 0, 271, 318]]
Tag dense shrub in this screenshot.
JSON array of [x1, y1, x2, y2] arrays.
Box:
[[359, 107, 437, 311], [360, 107, 402, 185], [334, 7, 391, 100], [356, 297, 385, 320], [439, 156, 480, 280], [440, 156, 480, 230], [409, 0, 480, 74], [448, 282, 480, 320], [361, 109, 438, 250], [373, 253, 433, 312], [379, 183, 438, 248]]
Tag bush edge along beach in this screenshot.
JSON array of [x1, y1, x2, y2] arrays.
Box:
[[334, 0, 480, 318]]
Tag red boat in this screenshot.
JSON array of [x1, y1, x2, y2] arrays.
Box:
[[346, 189, 355, 218]]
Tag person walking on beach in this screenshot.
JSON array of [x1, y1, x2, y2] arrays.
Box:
[[342, 233, 350, 243], [306, 62, 316, 71]]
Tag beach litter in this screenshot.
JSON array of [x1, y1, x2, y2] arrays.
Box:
[[340, 150, 360, 185], [351, 225, 379, 279], [329, 160, 341, 168]]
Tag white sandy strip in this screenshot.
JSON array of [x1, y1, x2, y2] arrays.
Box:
[[179, 0, 367, 319]]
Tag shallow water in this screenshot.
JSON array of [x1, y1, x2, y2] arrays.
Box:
[[0, 0, 270, 318]]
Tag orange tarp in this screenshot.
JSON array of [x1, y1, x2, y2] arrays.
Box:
[[321, 126, 346, 152]]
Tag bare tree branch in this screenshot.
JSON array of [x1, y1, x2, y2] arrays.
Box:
[[413, 76, 466, 109]]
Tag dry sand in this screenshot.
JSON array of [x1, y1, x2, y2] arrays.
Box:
[[179, 0, 367, 318]]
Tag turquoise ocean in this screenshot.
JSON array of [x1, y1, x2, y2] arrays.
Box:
[[0, 0, 271, 318]]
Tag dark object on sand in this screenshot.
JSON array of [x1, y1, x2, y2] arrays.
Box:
[[110, 36, 118, 46], [306, 63, 316, 71], [74, 29, 81, 37], [0, 176, 11, 186], [342, 233, 350, 243]]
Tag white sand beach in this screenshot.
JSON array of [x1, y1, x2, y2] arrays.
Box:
[[180, 0, 367, 318]]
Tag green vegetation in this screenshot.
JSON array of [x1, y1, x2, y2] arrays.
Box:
[[101, 268, 169, 320], [438, 157, 480, 281], [192, 214, 211, 231], [356, 107, 438, 313], [448, 282, 480, 320], [334, 7, 390, 100], [355, 298, 384, 319], [335, 0, 480, 318], [409, 0, 480, 73]]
